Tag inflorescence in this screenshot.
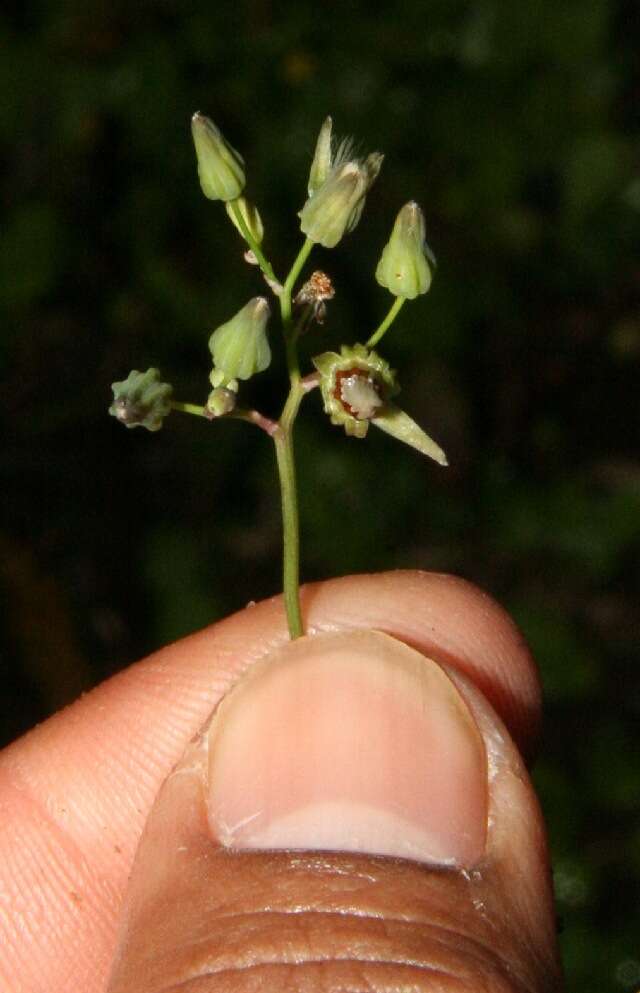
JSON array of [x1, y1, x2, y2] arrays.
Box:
[[109, 113, 446, 638]]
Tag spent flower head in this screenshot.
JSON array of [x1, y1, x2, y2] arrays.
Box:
[[294, 270, 335, 327]]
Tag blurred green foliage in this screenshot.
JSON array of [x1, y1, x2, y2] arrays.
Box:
[[1, 0, 638, 988]]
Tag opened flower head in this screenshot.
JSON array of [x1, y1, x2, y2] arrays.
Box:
[[313, 344, 397, 438], [313, 344, 447, 465]]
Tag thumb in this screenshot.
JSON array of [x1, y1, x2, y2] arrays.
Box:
[[107, 628, 561, 993]]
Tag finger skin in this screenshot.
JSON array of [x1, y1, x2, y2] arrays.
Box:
[[0, 571, 546, 993], [107, 637, 560, 993]]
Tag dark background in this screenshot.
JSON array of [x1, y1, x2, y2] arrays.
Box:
[[1, 1, 639, 988]]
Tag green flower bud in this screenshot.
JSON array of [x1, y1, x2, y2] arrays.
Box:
[[307, 116, 333, 197], [299, 122, 383, 248], [312, 344, 398, 438], [205, 386, 237, 418], [225, 195, 264, 245], [109, 368, 173, 432], [209, 368, 238, 391], [375, 201, 436, 299], [209, 297, 271, 382], [191, 112, 245, 202]]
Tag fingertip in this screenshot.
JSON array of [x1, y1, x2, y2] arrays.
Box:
[[298, 570, 542, 758], [107, 625, 560, 993]]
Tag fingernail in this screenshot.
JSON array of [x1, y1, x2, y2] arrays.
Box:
[[207, 629, 487, 866]]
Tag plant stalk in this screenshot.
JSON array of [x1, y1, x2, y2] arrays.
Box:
[[366, 295, 405, 348], [280, 238, 314, 333], [272, 236, 315, 639], [274, 419, 303, 639], [171, 400, 207, 417]]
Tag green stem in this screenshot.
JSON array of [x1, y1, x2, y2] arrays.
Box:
[[173, 400, 278, 435], [228, 199, 279, 287], [366, 296, 406, 348], [280, 237, 314, 332], [274, 387, 304, 639], [171, 400, 207, 417], [271, 236, 315, 639], [232, 408, 279, 435]]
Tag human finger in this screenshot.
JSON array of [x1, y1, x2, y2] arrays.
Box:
[[107, 627, 560, 992]]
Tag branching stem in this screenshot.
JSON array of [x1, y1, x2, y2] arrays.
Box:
[[173, 400, 278, 435], [233, 408, 280, 435], [177, 231, 316, 640]]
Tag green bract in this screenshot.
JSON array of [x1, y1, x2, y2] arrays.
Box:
[[209, 296, 271, 383], [205, 386, 237, 418], [191, 112, 245, 202], [375, 201, 436, 299], [372, 406, 448, 465], [299, 121, 383, 248], [109, 368, 173, 432], [307, 115, 333, 197], [225, 195, 264, 245]]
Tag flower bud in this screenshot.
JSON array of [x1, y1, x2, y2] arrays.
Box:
[[375, 201, 436, 299], [205, 386, 237, 418], [191, 112, 245, 202], [307, 116, 333, 197], [225, 195, 264, 244], [299, 122, 383, 248], [109, 368, 173, 432], [209, 368, 238, 390], [209, 297, 271, 382]]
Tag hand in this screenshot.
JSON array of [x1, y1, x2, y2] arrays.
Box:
[[0, 572, 562, 992]]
